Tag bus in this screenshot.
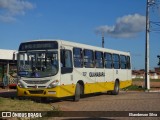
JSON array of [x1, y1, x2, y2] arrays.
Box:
[[17, 40, 132, 101]]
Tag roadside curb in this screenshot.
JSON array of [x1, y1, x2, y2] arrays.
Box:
[[147, 90, 160, 92], [120, 90, 160, 93]]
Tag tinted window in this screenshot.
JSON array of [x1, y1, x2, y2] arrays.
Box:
[[61, 50, 72, 68], [95, 51, 104, 68], [84, 49, 94, 68], [104, 53, 113, 68], [126, 56, 131, 69], [120, 55, 127, 69], [73, 48, 83, 68], [113, 54, 120, 69]]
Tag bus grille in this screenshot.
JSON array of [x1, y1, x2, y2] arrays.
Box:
[[28, 90, 44, 94], [27, 86, 46, 88], [23, 80, 50, 84]]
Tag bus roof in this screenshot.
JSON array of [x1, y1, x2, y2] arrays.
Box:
[[20, 39, 130, 55], [59, 40, 130, 55]]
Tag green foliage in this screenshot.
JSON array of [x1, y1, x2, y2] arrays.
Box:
[[0, 97, 58, 111], [123, 85, 145, 91], [0, 97, 4, 103]]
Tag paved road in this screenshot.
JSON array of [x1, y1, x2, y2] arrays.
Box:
[[0, 89, 159, 111], [0, 89, 160, 119], [50, 91, 160, 120], [51, 91, 160, 111]]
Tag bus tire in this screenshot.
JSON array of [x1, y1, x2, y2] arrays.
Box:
[[41, 97, 48, 103], [111, 80, 119, 95], [17, 96, 24, 100], [74, 83, 81, 102]]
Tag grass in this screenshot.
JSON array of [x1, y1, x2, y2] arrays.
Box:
[[123, 78, 160, 91], [0, 97, 61, 119], [0, 97, 57, 111], [123, 85, 145, 91]]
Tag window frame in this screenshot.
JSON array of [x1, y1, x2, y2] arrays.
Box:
[[126, 56, 131, 69], [73, 47, 83, 68], [95, 51, 104, 68], [60, 49, 73, 74], [104, 52, 113, 69], [113, 54, 120, 69], [120, 55, 127, 69], [83, 49, 94, 68]]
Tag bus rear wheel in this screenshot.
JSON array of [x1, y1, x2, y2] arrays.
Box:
[[74, 83, 81, 102], [111, 80, 119, 95]]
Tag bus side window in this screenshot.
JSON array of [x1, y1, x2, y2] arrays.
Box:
[[126, 56, 131, 69], [60, 49, 73, 74], [113, 54, 120, 69], [83, 49, 94, 68], [104, 53, 113, 69], [120, 55, 127, 69], [73, 47, 83, 68], [95, 51, 104, 68]]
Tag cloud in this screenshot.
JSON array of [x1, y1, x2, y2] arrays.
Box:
[[0, 0, 34, 22], [95, 14, 146, 38]]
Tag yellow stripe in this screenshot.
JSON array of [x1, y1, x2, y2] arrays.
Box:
[[17, 80, 132, 98], [120, 80, 132, 89]]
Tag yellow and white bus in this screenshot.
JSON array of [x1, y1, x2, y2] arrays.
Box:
[[17, 40, 132, 101]]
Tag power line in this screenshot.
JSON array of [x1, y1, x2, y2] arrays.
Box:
[[150, 21, 160, 26], [145, 0, 160, 90]]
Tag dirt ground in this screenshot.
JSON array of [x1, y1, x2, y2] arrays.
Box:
[[0, 80, 160, 120], [132, 80, 160, 90]]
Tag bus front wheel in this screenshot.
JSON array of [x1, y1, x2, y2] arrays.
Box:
[[74, 83, 81, 102]]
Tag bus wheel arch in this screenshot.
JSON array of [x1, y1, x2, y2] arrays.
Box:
[[77, 80, 84, 95], [74, 80, 84, 102], [111, 79, 120, 95]]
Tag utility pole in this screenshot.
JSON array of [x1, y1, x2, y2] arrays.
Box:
[[102, 32, 104, 48], [145, 0, 150, 90], [95, 28, 105, 48], [158, 55, 160, 67]]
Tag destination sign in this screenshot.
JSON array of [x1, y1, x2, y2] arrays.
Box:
[[19, 41, 58, 51]]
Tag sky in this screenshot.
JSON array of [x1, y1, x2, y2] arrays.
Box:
[[0, 0, 160, 70]]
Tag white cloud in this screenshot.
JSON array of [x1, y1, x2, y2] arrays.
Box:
[[0, 15, 16, 22], [95, 14, 146, 38], [0, 0, 34, 22]]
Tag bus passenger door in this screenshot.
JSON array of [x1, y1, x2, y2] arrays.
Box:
[[60, 49, 74, 97]]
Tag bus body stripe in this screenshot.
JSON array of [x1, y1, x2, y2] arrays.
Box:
[[17, 80, 132, 98]]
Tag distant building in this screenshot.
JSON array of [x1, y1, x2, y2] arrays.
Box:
[[132, 69, 144, 79], [155, 67, 160, 73], [0, 49, 18, 88], [132, 68, 160, 79]]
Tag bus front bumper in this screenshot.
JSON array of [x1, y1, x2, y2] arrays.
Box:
[[17, 86, 59, 98]]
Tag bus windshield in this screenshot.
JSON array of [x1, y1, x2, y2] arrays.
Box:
[[18, 51, 58, 78]]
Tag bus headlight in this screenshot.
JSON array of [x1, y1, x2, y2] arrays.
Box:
[[17, 82, 25, 88], [48, 80, 59, 88], [17, 76, 21, 80]]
